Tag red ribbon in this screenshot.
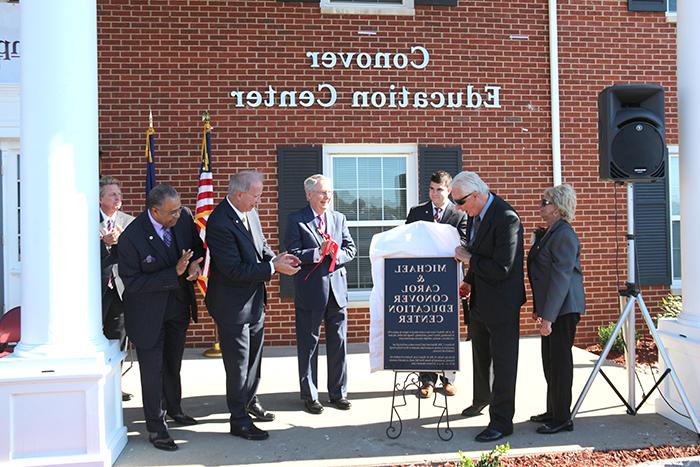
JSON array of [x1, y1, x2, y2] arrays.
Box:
[[304, 231, 339, 281]]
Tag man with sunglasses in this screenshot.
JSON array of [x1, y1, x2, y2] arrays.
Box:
[[451, 171, 525, 443], [406, 170, 467, 399]]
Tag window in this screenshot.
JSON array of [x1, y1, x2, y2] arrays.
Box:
[[669, 146, 680, 286], [320, 0, 415, 16], [324, 144, 418, 300]]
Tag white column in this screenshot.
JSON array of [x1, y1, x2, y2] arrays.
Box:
[[656, 0, 700, 431], [0, 2, 127, 465]]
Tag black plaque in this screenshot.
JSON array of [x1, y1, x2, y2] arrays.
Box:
[[383, 257, 459, 371]]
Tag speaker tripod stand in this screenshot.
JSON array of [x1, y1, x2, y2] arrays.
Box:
[[571, 184, 700, 438]]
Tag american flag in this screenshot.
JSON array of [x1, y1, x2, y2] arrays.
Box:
[[195, 113, 214, 296], [145, 112, 156, 196]]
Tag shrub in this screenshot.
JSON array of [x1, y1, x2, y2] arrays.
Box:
[[459, 443, 509, 467], [597, 322, 638, 354], [656, 294, 682, 326]]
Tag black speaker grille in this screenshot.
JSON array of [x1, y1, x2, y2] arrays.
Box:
[[610, 121, 665, 180]]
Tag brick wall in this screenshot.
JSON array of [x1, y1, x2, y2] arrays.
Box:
[[96, 0, 676, 348]]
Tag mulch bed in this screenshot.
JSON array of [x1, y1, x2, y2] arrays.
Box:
[[584, 335, 659, 367]]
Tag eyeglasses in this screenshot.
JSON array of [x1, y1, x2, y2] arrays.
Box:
[[313, 190, 333, 197], [451, 192, 474, 206], [540, 199, 552, 207]]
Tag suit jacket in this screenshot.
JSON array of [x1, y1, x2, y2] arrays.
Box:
[[205, 199, 275, 327], [406, 200, 468, 240], [464, 193, 526, 324], [284, 206, 356, 310], [118, 208, 204, 348], [527, 218, 585, 323], [100, 209, 135, 297]]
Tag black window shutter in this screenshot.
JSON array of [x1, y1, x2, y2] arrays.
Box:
[[417, 146, 462, 203], [277, 146, 323, 297], [415, 0, 458, 6], [633, 175, 671, 286], [628, 0, 666, 12]]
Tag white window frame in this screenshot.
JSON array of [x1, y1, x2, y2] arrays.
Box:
[[666, 0, 677, 23], [323, 143, 418, 303], [668, 144, 680, 292], [320, 0, 415, 16]]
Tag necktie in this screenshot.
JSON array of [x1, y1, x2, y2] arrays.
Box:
[[242, 213, 250, 231], [317, 215, 325, 234], [433, 207, 442, 223], [107, 219, 113, 231], [163, 228, 173, 247], [470, 215, 481, 243]]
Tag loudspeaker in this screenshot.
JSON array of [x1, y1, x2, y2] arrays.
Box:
[[599, 84, 666, 181]]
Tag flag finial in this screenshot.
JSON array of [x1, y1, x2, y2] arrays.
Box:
[[149, 109, 153, 128], [201, 111, 210, 123]]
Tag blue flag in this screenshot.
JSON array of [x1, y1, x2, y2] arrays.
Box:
[[145, 126, 156, 196]]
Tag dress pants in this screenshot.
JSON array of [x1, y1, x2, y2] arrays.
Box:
[[134, 293, 188, 433], [218, 315, 264, 429], [541, 313, 580, 424], [470, 310, 520, 433], [296, 293, 348, 401], [102, 287, 127, 351]]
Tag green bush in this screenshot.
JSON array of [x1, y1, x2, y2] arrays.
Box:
[[597, 322, 638, 354], [459, 443, 509, 467], [656, 294, 682, 326]]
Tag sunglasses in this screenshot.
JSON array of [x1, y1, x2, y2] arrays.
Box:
[[451, 192, 475, 206], [540, 198, 552, 207]]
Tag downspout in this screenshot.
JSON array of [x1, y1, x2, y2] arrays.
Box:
[[549, 0, 562, 186]]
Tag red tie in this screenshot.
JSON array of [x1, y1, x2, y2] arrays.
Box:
[[318, 215, 325, 234], [107, 219, 113, 231], [433, 207, 442, 222]]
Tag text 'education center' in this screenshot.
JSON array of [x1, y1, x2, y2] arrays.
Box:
[[93, 0, 679, 348]]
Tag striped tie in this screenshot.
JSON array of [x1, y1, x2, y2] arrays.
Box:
[[163, 228, 173, 247], [433, 207, 442, 222]]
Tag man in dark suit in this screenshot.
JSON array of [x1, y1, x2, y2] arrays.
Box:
[[405, 170, 467, 399], [452, 171, 525, 443], [118, 184, 204, 451], [206, 171, 300, 441], [284, 174, 356, 415], [98, 175, 135, 401]]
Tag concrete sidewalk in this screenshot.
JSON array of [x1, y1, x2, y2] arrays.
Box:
[[115, 337, 698, 466]]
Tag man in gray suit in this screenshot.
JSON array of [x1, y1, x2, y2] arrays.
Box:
[[284, 174, 357, 414], [99, 175, 134, 401]]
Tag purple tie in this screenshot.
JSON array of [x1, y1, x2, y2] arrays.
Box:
[[163, 228, 173, 247]]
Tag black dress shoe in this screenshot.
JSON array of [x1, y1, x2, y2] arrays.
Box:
[[169, 412, 198, 426], [230, 423, 269, 441], [329, 397, 351, 410], [536, 420, 574, 434], [461, 403, 488, 418], [121, 391, 133, 402], [247, 401, 275, 422], [529, 412, 553, 423], [148, 431, 178, 451], [475, 427, 512, 443], [304, 399, 324, 414]]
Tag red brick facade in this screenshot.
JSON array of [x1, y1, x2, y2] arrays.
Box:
[[96, 0, 676, 348]]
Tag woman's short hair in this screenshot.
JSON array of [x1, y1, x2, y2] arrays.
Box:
[[449, 171, 489, 196], [228, 171, 264, 196], [544, 184, 577, 222]]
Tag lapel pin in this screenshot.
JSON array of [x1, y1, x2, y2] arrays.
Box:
[[148, 235, 154, 240]]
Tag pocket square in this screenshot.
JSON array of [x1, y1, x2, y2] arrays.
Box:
[[143, 255, 156, 264]]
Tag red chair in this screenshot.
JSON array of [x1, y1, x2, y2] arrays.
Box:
[[0, 306, 20, 358]]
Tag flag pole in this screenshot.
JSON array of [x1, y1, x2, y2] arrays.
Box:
[[196, 111, 221, 358]]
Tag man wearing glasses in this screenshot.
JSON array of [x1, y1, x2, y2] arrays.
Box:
[[451, 171, 525, 443], [118, 184, 204, 451], [405, 170, 467, 399], [284, 174, 357, 415]]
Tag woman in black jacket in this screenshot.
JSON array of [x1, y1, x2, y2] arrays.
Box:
[[527, 184, 585, 434]]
